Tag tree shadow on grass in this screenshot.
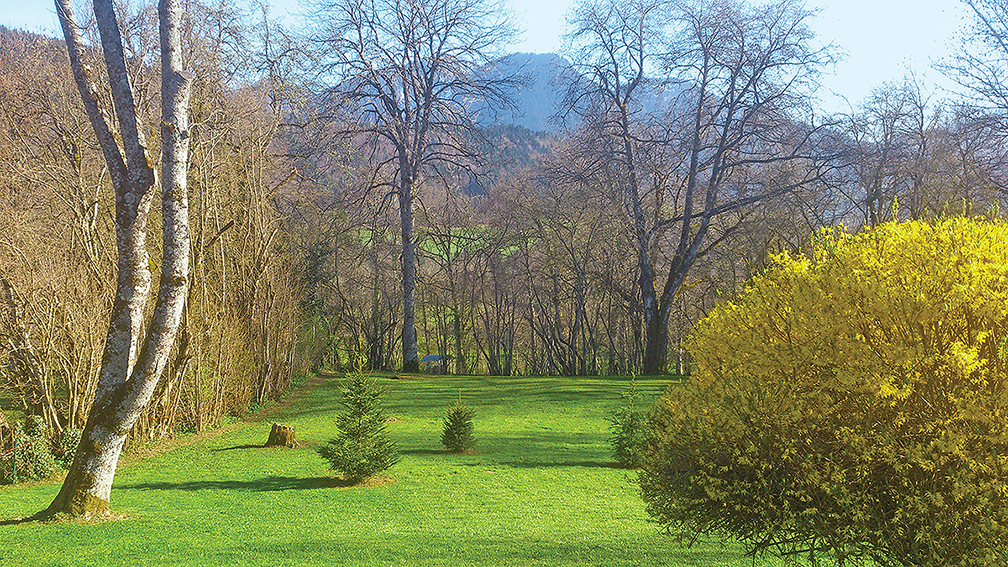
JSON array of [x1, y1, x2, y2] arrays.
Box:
[[0, 516, 34, 526], [502, 460, 624, 469], [1, 475, 370, 525], [211, 440, 319, 452], [0, 508, 129, 526], [116, 475, 355, 492], [211, 444, 263, 452], [400, 448, 445, 456]]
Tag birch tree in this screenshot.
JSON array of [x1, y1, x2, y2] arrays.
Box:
[[43, 0, 192, 517]]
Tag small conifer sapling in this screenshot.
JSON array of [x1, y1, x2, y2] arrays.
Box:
[[441, 390, 475, 453], [317, 369, 399, 483]]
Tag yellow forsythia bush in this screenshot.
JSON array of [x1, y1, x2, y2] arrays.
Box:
[[640, 217, 1008, 567]]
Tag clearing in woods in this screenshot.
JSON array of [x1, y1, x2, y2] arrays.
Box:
[[0, 373, 802, 566]]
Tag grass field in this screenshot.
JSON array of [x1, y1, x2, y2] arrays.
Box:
[[0, 374, 800, 566]]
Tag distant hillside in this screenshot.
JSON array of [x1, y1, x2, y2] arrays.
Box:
[[478, 52, 571, 133], [479, 51, 683, 133], [462, 123, 554, 195]]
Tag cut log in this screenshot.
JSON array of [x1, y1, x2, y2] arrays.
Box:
[[266, 423, 299, 448]]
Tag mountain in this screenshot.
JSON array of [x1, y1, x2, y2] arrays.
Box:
[[479, 52, 685, 133], [479, 52, 572, 133]]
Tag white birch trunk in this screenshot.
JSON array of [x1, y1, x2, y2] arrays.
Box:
[[47, 0, 192, 518]]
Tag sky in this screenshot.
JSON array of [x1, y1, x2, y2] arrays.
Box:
[[503, 0, 972, 113], [2, 0, 975, 114]]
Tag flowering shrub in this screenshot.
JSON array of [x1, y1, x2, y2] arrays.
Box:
[[640, 218, 1008, 567]]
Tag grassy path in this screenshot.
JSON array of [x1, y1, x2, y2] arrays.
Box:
[[0, 374, 794, 566]]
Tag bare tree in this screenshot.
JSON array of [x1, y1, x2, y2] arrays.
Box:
[[0, 26, 113, 435], [940, 0, 1008, 193], [842, 83, 913, 227], [564, 0, 833, 374], [836, 77, 1008, 227], [44, 0, 192, 517], [308, 0, 517, 372], [945, 0, 1008, 117]]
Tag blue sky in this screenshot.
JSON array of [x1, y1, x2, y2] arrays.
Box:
[[3, 0, 973, 113], [504, 0, 971, 113]]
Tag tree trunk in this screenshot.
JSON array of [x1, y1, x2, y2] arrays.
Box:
[[452, 291, 465, 375], [641, 301, 662, 375], [399, 165, 419, 373], [637, 208, 663, 374], [48, 0, 191, 518]]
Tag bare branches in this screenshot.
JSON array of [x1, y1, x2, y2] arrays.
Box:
[[310, 0, 519, 177], [941, 0, 1008, 115], [558, 0, 833, 373], [308, 0, 518, 371]]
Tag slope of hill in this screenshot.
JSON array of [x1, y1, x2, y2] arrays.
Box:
[[478, 52, 571, 133]]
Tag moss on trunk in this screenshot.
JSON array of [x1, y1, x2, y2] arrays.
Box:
[[43, 470, 110, 519]]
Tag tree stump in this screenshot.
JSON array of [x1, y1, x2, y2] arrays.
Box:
[[266, 423, 299, 448], [0, 410, 10, 453]]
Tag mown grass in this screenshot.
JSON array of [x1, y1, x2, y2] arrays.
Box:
[[0, 374, 800, 566]]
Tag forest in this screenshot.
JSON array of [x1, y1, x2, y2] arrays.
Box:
[[1, 0, 1007, 527]]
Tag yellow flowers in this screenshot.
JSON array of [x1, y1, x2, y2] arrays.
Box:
[[688, 217, 1008, 407], [640, 216, 1008, 566]]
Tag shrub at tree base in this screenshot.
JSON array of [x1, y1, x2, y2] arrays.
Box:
[[317, 371, 399, 484], [640, 218, 1008, 567], [441, 403, 475, 453], [1, 421, 58, 484], [25, 415, 47, 438]]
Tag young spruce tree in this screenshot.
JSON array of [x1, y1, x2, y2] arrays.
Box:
[[441, 391, 475, 453], [317, 369, 399, 484], [607, 378, 646, 468]]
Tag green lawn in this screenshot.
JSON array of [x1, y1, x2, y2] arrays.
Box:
[[0, 374, 797, 566]]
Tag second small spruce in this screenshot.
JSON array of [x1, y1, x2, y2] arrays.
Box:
[[441, 391, 475, 453]]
